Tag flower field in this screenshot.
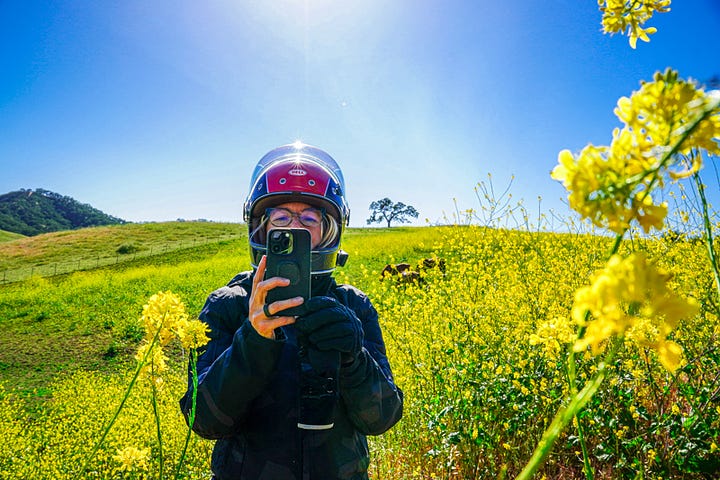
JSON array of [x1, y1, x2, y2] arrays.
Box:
[[0, 2, 718, 478], [0, 219, 718, 479]]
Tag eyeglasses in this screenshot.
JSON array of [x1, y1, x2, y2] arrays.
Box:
[[266, 207, 325, 228]]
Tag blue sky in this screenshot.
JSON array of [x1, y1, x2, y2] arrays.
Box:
[[1, 1, 718, 228]]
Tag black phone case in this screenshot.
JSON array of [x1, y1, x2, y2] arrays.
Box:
[[265, 228, 311, 316]]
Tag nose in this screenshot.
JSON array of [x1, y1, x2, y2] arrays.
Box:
[[288, 216, 305, 228]]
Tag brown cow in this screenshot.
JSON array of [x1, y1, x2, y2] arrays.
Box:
[[380, 258, 445, 284]]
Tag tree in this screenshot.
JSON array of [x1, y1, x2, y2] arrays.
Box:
[[367, 197, 419, 228]]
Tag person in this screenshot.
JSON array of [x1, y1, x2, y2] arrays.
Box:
[[180, 142, 404, 480]]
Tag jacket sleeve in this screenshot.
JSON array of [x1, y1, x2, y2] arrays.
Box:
[[337, 287, 404, 435], [179, 285, 285, 439]]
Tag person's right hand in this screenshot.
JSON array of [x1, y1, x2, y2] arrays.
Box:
[[248, 255, 304, 339]]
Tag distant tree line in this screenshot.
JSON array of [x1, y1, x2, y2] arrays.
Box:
[[0, 188, 125, 236]]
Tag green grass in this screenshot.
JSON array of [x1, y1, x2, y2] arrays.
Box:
[[0, 222, 436, 397], [0, 221, 244, 283], [2, 221, 718, 478], [0, 229, 24, 243]]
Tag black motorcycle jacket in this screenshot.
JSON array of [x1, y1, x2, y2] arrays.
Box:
[[180, 271, 403, 479]]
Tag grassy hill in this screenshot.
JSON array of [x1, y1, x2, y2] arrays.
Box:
[[0, 222, 434, 396], [0, 229, 24, 243], [0, 221, 244, 283], [0, 188, 125, 236]]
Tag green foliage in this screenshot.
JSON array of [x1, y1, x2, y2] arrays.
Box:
[[116, 243, 141, 255], [0, 223, 718, 478], [0, 188, 125, 236]]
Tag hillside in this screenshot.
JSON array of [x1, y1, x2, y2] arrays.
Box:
[[0, 223, 427, 393], [0, 229, 24, 243], [0, 188, 125, 236], [0, 221, 245, 283]]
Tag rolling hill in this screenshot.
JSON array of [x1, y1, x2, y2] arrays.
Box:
[[0, 229, 24, 243], [0, 188, 125, 236]]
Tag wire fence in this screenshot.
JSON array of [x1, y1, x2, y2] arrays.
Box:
[[0, 233, 244, 285]]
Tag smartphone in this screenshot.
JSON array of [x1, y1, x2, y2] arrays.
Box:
[[264, 228, 311, 316]]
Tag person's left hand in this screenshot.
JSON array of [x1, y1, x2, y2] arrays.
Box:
[[297, 296, 364, 364]]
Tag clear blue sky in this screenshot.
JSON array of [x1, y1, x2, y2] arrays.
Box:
[[1, 1, 718, 228]]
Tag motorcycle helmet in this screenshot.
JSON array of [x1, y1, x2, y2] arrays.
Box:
[[244, 142, 350, 274]]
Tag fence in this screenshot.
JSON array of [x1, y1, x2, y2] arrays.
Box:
[[0, 233, 244, 285]]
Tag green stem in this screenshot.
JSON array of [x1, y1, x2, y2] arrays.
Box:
[[692, 170, 720, 302], [174, 350, 200, 480], [577, 416, 594, 480], [74, 322, 165, 479], [151, 375, 164, 479], [564, 232, 624, 480], [516, 340, 622, 480]]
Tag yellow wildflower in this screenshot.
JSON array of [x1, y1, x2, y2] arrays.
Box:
[[598, 0, 671, 48], [176, 318, 211, 350], [529, 316, 575, 360], [553, 70, 720, 234], [654, 340, 683, 372], [140, 290, 189, 347], [572, 253, 698, 372], [133, 291, 198, 383], [113, 446, 150, 473], [614, 70, 720, 157], [135, 342, 169, 379], [647, 448, 657, 462]]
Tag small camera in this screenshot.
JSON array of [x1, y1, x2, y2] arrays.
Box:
[[269, 230, 293, 255]]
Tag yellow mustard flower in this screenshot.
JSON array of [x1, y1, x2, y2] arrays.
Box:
[[529, 316, 575, 361], [614, 70, 720, 158], [134, 290, 207, 383], [572, 252, 698, 372], [113, 446, 150, 473], [176, 318, 211, 350], [141, 290, 189, 347], [553, 70, 720, 234], [598, 0, 671, 48], [135, 342, 169, 379]]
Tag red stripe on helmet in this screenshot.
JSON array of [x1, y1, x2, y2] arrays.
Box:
[[265, 161, 330, 196]]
